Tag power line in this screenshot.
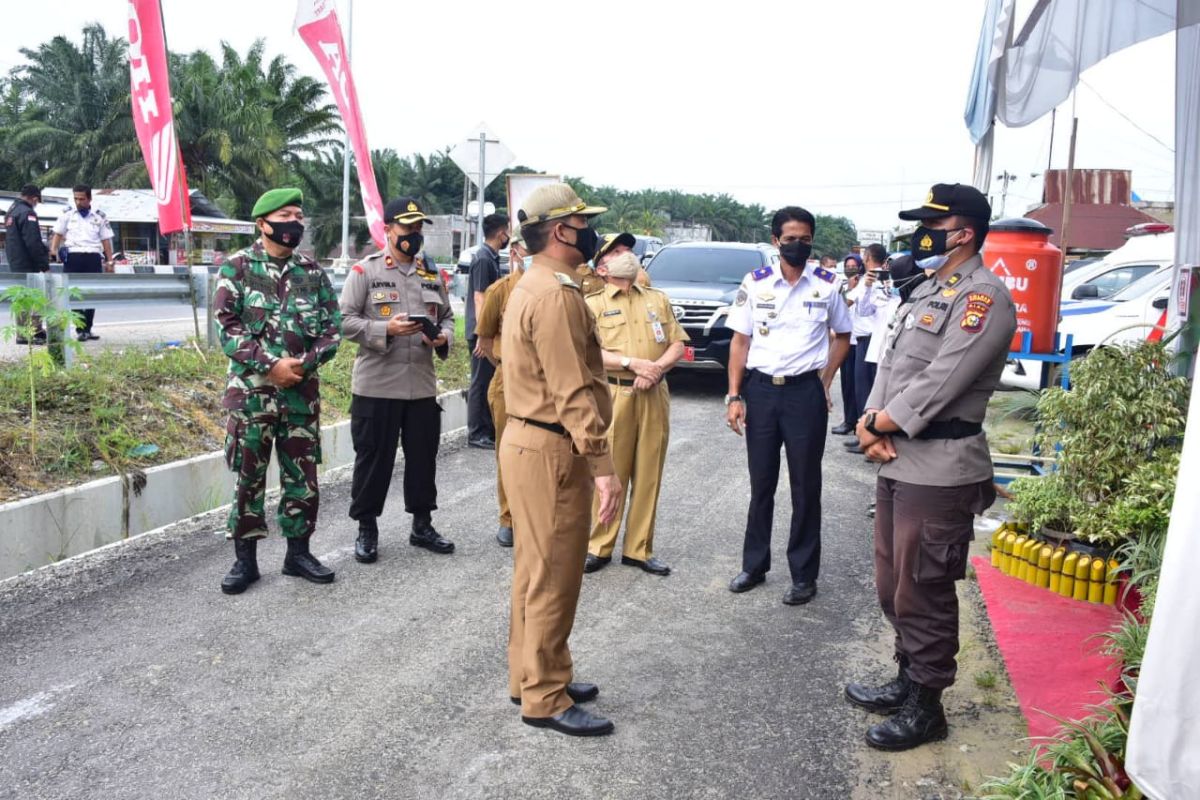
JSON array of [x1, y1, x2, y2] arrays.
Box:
[[1079, 78, 1174, 154]]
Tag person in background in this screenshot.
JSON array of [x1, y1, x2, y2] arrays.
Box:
[[4, 184, 50, 345], [594, 231, 653, 287], [831, 254, 862, 435], [49, 184, 114, 342], [466, 213, 510, 449]]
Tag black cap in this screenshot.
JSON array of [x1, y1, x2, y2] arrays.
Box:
[[596, 232, 636, 263], [19, 183, 41, 201], [899, 183, 991, 221], [383, 196, 434, 225]]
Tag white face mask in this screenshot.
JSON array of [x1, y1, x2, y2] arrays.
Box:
[[915, 253, 950, 271]]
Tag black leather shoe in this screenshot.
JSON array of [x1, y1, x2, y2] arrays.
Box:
[[31, 331, 47, 345], [846, 444, 865, 454], [782, 581, 818, 605], [831, 423, 854, 435], [865, 682, 948, 751], [584, 554, 611, 573], [220, 538, 260, 594], [281, 537, 335, 583], [410, 517, 454, 554], [15, 335, 28, 345], [522, 705, 614, 737], [846, 654, 912, 714], [354, 523, 378, 563], [84, 332, 100, 341], [511, 682, 599, 706], [468, 437, 496, 450], [496, 526, 513, 547], [621, 555, 671, 576], [729, 571, 765, 593], [843, 438, 863, 448]]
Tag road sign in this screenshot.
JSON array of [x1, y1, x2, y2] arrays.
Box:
[[448, 122, 515, 189]]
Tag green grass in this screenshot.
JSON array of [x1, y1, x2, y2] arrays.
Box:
[[0, 329, 471, 501], [975, 670, 998, 690]]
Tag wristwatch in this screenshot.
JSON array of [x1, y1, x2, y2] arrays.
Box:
[[724, 394, 744, 406], [620, 356, 632, 370], [864, 411, 884, 437]]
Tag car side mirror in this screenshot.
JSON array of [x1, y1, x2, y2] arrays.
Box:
[[1072, 284, 1100, 300], [1152, 296, 1169, 310]]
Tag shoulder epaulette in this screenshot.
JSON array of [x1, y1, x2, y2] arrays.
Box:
[[351, 264, 364, 274], [813, 266, 836, 283], [555, 272, 580, 289], [752, 266, 773, 281]]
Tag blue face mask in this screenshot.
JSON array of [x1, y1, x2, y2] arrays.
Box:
[[78, 207, 90, 218]]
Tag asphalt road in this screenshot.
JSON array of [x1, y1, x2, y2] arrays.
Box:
[[0, 375, 1021, 800]]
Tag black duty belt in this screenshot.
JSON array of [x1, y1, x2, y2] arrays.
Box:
[[510, 416, 568, 437], [607, 375, 635, 386], [895, 419, 983, 440], [749, 369, 819, 386]]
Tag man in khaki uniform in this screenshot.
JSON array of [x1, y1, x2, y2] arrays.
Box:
[[845, 184, 1016, 751], [473, 232, 528, 547], [501, 183, 621, 737], [583, 251, 687, 576], [595, 231, 652, 287]]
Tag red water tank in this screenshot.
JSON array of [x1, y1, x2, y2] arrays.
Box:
[[982, 218, 1063, 354]]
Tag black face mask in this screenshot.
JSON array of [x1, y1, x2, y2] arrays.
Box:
[[393, 232, 423, 257], [559, 224, 599, 262], [264, 220, 304, 248], [499, 236, 511, 250], [911, 225, 965, 262], [778, 240, 812, 268]]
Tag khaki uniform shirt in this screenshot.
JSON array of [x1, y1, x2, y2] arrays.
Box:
[[576, 265, 606, 297], [586, 283, 689, 380], [867, 254, 1016, 486], [502, 255, 615, 477], [339, 249, 454, 400], [474, 270, 520, 362]]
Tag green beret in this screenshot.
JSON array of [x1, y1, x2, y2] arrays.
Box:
[[252, 187, 304, 218]]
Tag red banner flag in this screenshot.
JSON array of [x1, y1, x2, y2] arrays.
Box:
[[127, 0, 191, 235], [295, 0, 386, 248]]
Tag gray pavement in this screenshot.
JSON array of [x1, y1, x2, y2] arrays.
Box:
[[0, 376, 1021, 800]]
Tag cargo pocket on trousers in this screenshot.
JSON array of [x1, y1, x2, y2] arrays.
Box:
[[914, 521, 972, 584], [224, 417, 243, 473]]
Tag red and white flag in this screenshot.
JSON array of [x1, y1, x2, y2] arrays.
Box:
[[295, 0, 385, 248], [127, 0, 191, 235]]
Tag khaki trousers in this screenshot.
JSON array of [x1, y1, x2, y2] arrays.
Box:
[[589, 381, 669, 561], [487, 369, 510, 526], [501, 418, 592, 717]]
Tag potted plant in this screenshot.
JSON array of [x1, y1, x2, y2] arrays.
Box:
[[1007, 471, 1076, 541]]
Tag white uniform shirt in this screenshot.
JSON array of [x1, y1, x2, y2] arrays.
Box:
[[53, 208, 114, 253], [865, 293, 903, 363], [727, 265, 852, 376], [847, 280, 892, 340]]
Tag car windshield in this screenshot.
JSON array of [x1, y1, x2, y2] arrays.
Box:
[[1108, 266, 1173, 302], [647, 247, 764, 284]]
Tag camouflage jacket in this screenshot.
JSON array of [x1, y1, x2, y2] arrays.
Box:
[[213, 240, 342, 415]]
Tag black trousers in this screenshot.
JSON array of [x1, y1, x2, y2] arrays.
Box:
[[64, 252, 102, 332], [348, 394, 441, 522], [838, 344, 857, 426], [854, 336, 877, 420], [467, 337, 495, 441], [741, 370, 827, 583]]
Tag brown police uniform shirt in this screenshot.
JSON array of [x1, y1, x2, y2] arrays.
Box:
[[586, 283, 689, 380], [866, 254, 1016, 486], [502, 255, 615, 477], [474, 269, 520, 362], [339, 249, 454, 400]]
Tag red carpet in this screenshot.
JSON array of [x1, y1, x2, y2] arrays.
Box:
[[971, 555, 1123, 740]]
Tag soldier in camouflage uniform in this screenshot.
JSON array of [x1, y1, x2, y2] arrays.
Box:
[[213, 187, 342, 595]]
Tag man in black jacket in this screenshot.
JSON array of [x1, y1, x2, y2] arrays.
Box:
[[3, 184, 50, 344]]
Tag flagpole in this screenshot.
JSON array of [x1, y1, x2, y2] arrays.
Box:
[[339, 0, 353, 264]]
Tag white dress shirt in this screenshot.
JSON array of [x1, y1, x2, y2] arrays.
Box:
[[727, 265, 852, 376], [53, 208, 114, 253], [847, 280, 893, 340]]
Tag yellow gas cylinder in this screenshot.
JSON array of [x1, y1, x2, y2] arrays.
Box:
[[1036, 545, 1053, 589], [1012, 535, 1029, 579], [1103, 558, 1120, 605], [1049, 547, 1066, 593], [991, 524, 1007, 569], [1060, 552, 1078, 598], [1023, 539, 1041, 584], [1073, 555, 1092, 602], [1002, 533, 1018, 575], [1088, 558, 1107, 603]]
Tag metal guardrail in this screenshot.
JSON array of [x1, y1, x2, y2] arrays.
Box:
[[0, 271, 195, 305]]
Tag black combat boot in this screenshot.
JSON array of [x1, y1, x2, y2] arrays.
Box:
[[865, 681, 948, 751], [220, 538, 261, 595], [410, 514, 454, 554], [355, 519, 379, 564], [845, 653, 912, 714], [282, 536, 336, 583]]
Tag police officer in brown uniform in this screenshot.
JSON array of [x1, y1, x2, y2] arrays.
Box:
[[340, 196, 456, 563], [473, 231, 527, 547], [844, 184, 1016, 751], [583, 250, 688, 576], [501, 183, 621, 737]]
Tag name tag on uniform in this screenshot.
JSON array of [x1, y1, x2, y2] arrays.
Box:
[[602, 309, 622, 317], [652, 321, 666, 343], [755, 303, 775, 309], [803, 300, 828, 309]]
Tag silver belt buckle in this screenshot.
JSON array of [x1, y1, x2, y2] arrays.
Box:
[[771, 375, 786, 386]]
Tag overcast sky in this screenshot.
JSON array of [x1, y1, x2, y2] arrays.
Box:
[[0, 0, 1178, 232]]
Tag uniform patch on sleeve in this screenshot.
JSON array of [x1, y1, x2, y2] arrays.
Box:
[[735, 289, 748, 306], [966, 292, 994, 307], [751, 266, 773, 281], [351, 264, 364, 274], [813, 266, 836, 283], [961, 308, 988, 333]]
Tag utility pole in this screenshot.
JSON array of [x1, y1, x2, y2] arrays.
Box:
[[995, 170, 1017, 217]]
